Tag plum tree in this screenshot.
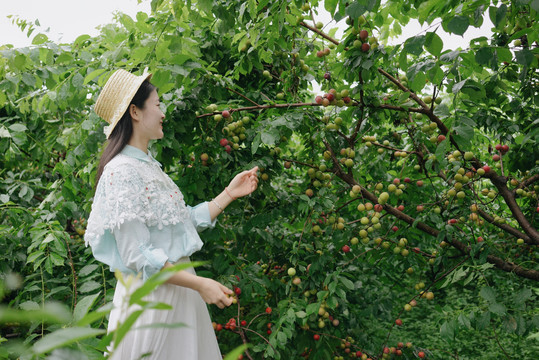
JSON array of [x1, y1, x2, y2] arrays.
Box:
[[0, 1, 537, 360]]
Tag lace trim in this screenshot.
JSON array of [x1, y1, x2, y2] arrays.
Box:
[[85, 154, 190, 246]]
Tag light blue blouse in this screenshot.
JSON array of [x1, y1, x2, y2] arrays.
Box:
[[84, 145, 216, 280]]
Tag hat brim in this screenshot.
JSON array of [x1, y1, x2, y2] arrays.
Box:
[[94, 68, 153, 139]]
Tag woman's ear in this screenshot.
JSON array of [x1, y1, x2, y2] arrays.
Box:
[[129, 104, 141, 122]]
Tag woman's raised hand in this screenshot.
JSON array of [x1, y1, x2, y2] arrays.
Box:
[[226, 166, 259, 199], [196, 277, 234, 309]]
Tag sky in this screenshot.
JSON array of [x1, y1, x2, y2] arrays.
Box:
[[0, 0, 150, 47], [0, 0, 493, 50]]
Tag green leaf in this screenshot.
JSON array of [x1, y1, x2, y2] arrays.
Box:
[[32, 33, 49, 45], [427, 65, 444, 85], [14, 54, 27, 70], [33, 327, 106, 354], [513, 288, 532, 305], [476, 311, 491, 330], [135, 321, 187, 330], [306, 302, 319, 316], [345, 2, 367, 19], [224, 345, 250, 360], [440, 319, 456, 342], [489, 303, 506, 316], [73, 293, 101, 324], [475, 47, 493, 66], [21, 73, 36, 87], [0, 302, 71, 324], [83, 69, 106, 85], [79, 281, 100, 293], [403, 35, 425, 56], [479, 287, 496, 303], [19, 301, 40, 311], [452, 79, 467, 94], [446, 16, 469, 36], [72, 73, 84, 89], [74, 34, 91, 47], [435, 139, 449, 162], [495, 47, 512, 63], [324, 0, 338, 15], [8, 123, 27, 133], [261, 128, 279, 146], [489, 4, 507, 28], [515, 49, 534, 67], [0, 126, 10, 138], [128, 262, 201, 306], [79, 264, 99, 277], [340, 277, 354, 290], [458, 314, 471, 329], [43, 233, 56, 244], [452, 124, 474, 148], [410, 72, 426, 92], [425, 32, 443, 56], [440, 50, 461, 62], [49, 252, 65, 266], [114, 309, 144, 346], [251, 133, 261, 155], [27, 250, 44, 264], [0, 91, 6, 107], [151, 69, 171, 90], [77, 303, 113, 327]]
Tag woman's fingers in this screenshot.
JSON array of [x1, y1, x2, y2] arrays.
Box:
[[220, 283, 233, 294]]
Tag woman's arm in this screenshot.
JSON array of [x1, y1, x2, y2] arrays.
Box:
[[162, 262, 234, 309], [207, 166, 259, 221], [171, 167, 258, 306], [207, 189, 235, 220]]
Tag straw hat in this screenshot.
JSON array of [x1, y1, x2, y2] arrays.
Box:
[[94, 68, 153, 139]]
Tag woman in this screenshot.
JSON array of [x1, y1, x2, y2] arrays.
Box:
[[84, 68, 258, 359]]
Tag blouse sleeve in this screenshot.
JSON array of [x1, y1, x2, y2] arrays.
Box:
[[186, 201, 217, 232], [112, 219, 168, 281]]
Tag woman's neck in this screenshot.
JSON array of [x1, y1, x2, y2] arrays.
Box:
[[127, 135, 149, 154]]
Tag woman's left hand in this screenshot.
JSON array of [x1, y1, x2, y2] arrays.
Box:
[[226, 166, 259, 199]]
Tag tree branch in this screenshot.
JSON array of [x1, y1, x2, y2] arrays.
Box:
[[329, 171, 539, 281], [226, 87, 260, 106], [483, 171, 539, 244], [476, 207, 534, 244], [299, 21, 340, 46], [517, 174, 539, 189], [196, 102, 322, 118]]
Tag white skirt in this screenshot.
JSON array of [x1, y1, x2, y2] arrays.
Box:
[[106, 257, 222, 360]]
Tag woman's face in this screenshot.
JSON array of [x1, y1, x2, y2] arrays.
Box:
[[133, 89, 165, 141]]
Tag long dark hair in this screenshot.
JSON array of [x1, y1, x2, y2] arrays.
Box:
[[95, 80, 156, 186]]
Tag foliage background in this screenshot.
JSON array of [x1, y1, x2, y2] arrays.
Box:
[[1, 0, 538, 359]]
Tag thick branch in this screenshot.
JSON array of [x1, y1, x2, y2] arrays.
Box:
[[376, 69, 539, 246], [331, 172, 539, 281], [518, 174, 539, 189], [484, 172, 539, 244], [476, 207, 534, 245], [376, 67, 470, 160]]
